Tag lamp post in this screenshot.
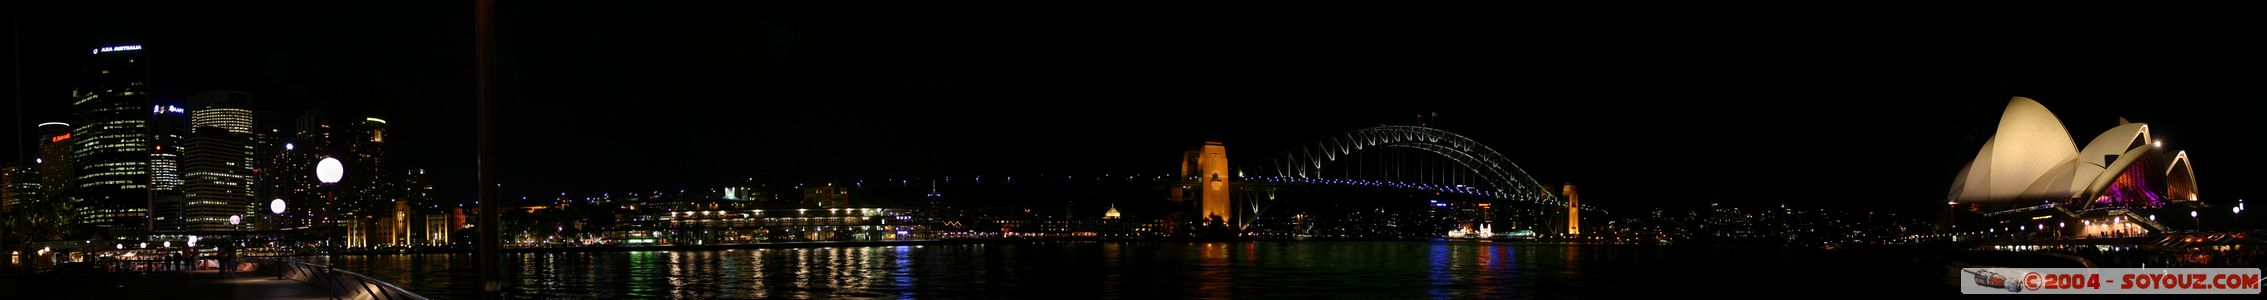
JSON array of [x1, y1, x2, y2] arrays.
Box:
[[2191, 210, 2200, 232], [317, 157, 344, 252]]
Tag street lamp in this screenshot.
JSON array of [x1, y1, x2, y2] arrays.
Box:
[[316, 157, 343, 249], [317, 157, 344, 184]]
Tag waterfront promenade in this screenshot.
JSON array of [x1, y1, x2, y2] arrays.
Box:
[[5, 266, 331, 299]]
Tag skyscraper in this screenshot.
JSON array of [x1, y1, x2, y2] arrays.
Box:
[[182, 91, 259, 231], [149, 100, 189, 233], [346, 117, 390, 217], [71, 44, 153, 236], [38, 122, 73, 204], [289, 111, 332, 229], [260, 127, 315, 230], [149, 100, 188, 194], [402, 169, 436, 245], [251, 128, 286, 228], [187, 91, 255, 134], [294, 110, 332, 152]]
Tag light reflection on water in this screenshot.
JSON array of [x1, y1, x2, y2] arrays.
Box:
[[326, 241, 1946, 299]]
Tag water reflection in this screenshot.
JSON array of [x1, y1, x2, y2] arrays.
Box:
[[1100, 243, 1119, 297], [890, 246, 913, 300], [745, 249, 768, 298], [667, 251, 683, 299], [1198, 242, 1231, 298], [1474, 243, 1504, 297], [1428, 243, 1451, 299], [325, 241, 1949, 299]]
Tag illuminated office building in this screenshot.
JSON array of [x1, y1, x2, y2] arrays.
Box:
[[71, 44, 154, 236], [183, 91, 259, 231], [38, 122, 73, 203]]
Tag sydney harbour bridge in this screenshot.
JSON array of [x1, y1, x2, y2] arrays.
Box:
[[711, 124, 1600, 237], [1174, 125, 1605, 236]]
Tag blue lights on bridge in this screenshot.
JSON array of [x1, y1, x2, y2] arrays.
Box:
[[1245, 175, 1499, 197]]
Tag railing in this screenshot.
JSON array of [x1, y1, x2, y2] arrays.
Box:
[[85, 259, 196, 273], [1982, 203, 2059, 217], [262, 259, 430, 300], [2101, 209, 2170, 233]]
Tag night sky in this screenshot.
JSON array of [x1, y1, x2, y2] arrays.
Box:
[[6, 2, 2263, 217]]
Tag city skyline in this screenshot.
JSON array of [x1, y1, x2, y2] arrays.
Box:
[[6, 2, 2263, 218], [2, 2, 2263, 299]]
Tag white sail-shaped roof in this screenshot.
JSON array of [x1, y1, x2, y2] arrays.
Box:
[[2065, 123, 2150, 195], [2077, 123, 2150, 169], [1947, 97, 2201, 207], [1950, 97, 2080, 202]]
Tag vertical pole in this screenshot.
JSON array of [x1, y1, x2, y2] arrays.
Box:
[[474, 0, 502, 299], [6, 15, 19, 274], [326, 187, 336, 260]]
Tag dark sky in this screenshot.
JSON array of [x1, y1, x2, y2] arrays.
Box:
[[7, 1, 2264, 217]]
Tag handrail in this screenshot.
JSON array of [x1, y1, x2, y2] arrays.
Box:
[[82, 259, 195, 273], [259, 258, 431, 300], [1983, 203, 2058, 217]]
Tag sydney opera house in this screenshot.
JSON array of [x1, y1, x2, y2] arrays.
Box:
[[1946, 97, 2203, 240]]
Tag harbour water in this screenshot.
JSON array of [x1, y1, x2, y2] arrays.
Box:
[[323, 241, 1955, 299]]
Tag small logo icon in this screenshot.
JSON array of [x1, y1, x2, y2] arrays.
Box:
[[1967, 268, 2024, 293]]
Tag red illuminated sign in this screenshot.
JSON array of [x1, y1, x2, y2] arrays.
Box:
[[50, 133, 70, 142]]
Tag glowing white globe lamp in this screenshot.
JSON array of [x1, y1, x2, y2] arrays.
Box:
[[317, 157, 345, 184]]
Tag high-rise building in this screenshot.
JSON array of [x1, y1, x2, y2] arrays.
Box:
[[2, 162, 40, 213], [182, 91, 259, 232], [401, 169, 432, 206], [294, 110, 332, 152], [187, 91, 255, 135], [38, 122, 74, 204], [181, 130, 254, 232], [250, 128, 285, 228], [289, 111, 332, 229], [149, 100, 188, 194], [401, 169, 436, 245], [267, 128, 317, 230], [345, 117, 390, 218], [149, 99, 190, 233], [71, 44, 154, 236]]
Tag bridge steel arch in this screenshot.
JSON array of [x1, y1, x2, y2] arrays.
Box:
[[1251, 125, 1578, 209]]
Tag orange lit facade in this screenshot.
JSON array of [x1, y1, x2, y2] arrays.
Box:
[[1564, 184, 1580, 235], [1176, 141, 1232, 226]]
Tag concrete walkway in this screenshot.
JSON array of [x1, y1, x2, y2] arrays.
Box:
[[6, 267, 336, 299]]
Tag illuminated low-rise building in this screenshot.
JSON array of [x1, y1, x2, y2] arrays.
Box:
[[654, 207, 926, 244], [1, 162, 40, 212]]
